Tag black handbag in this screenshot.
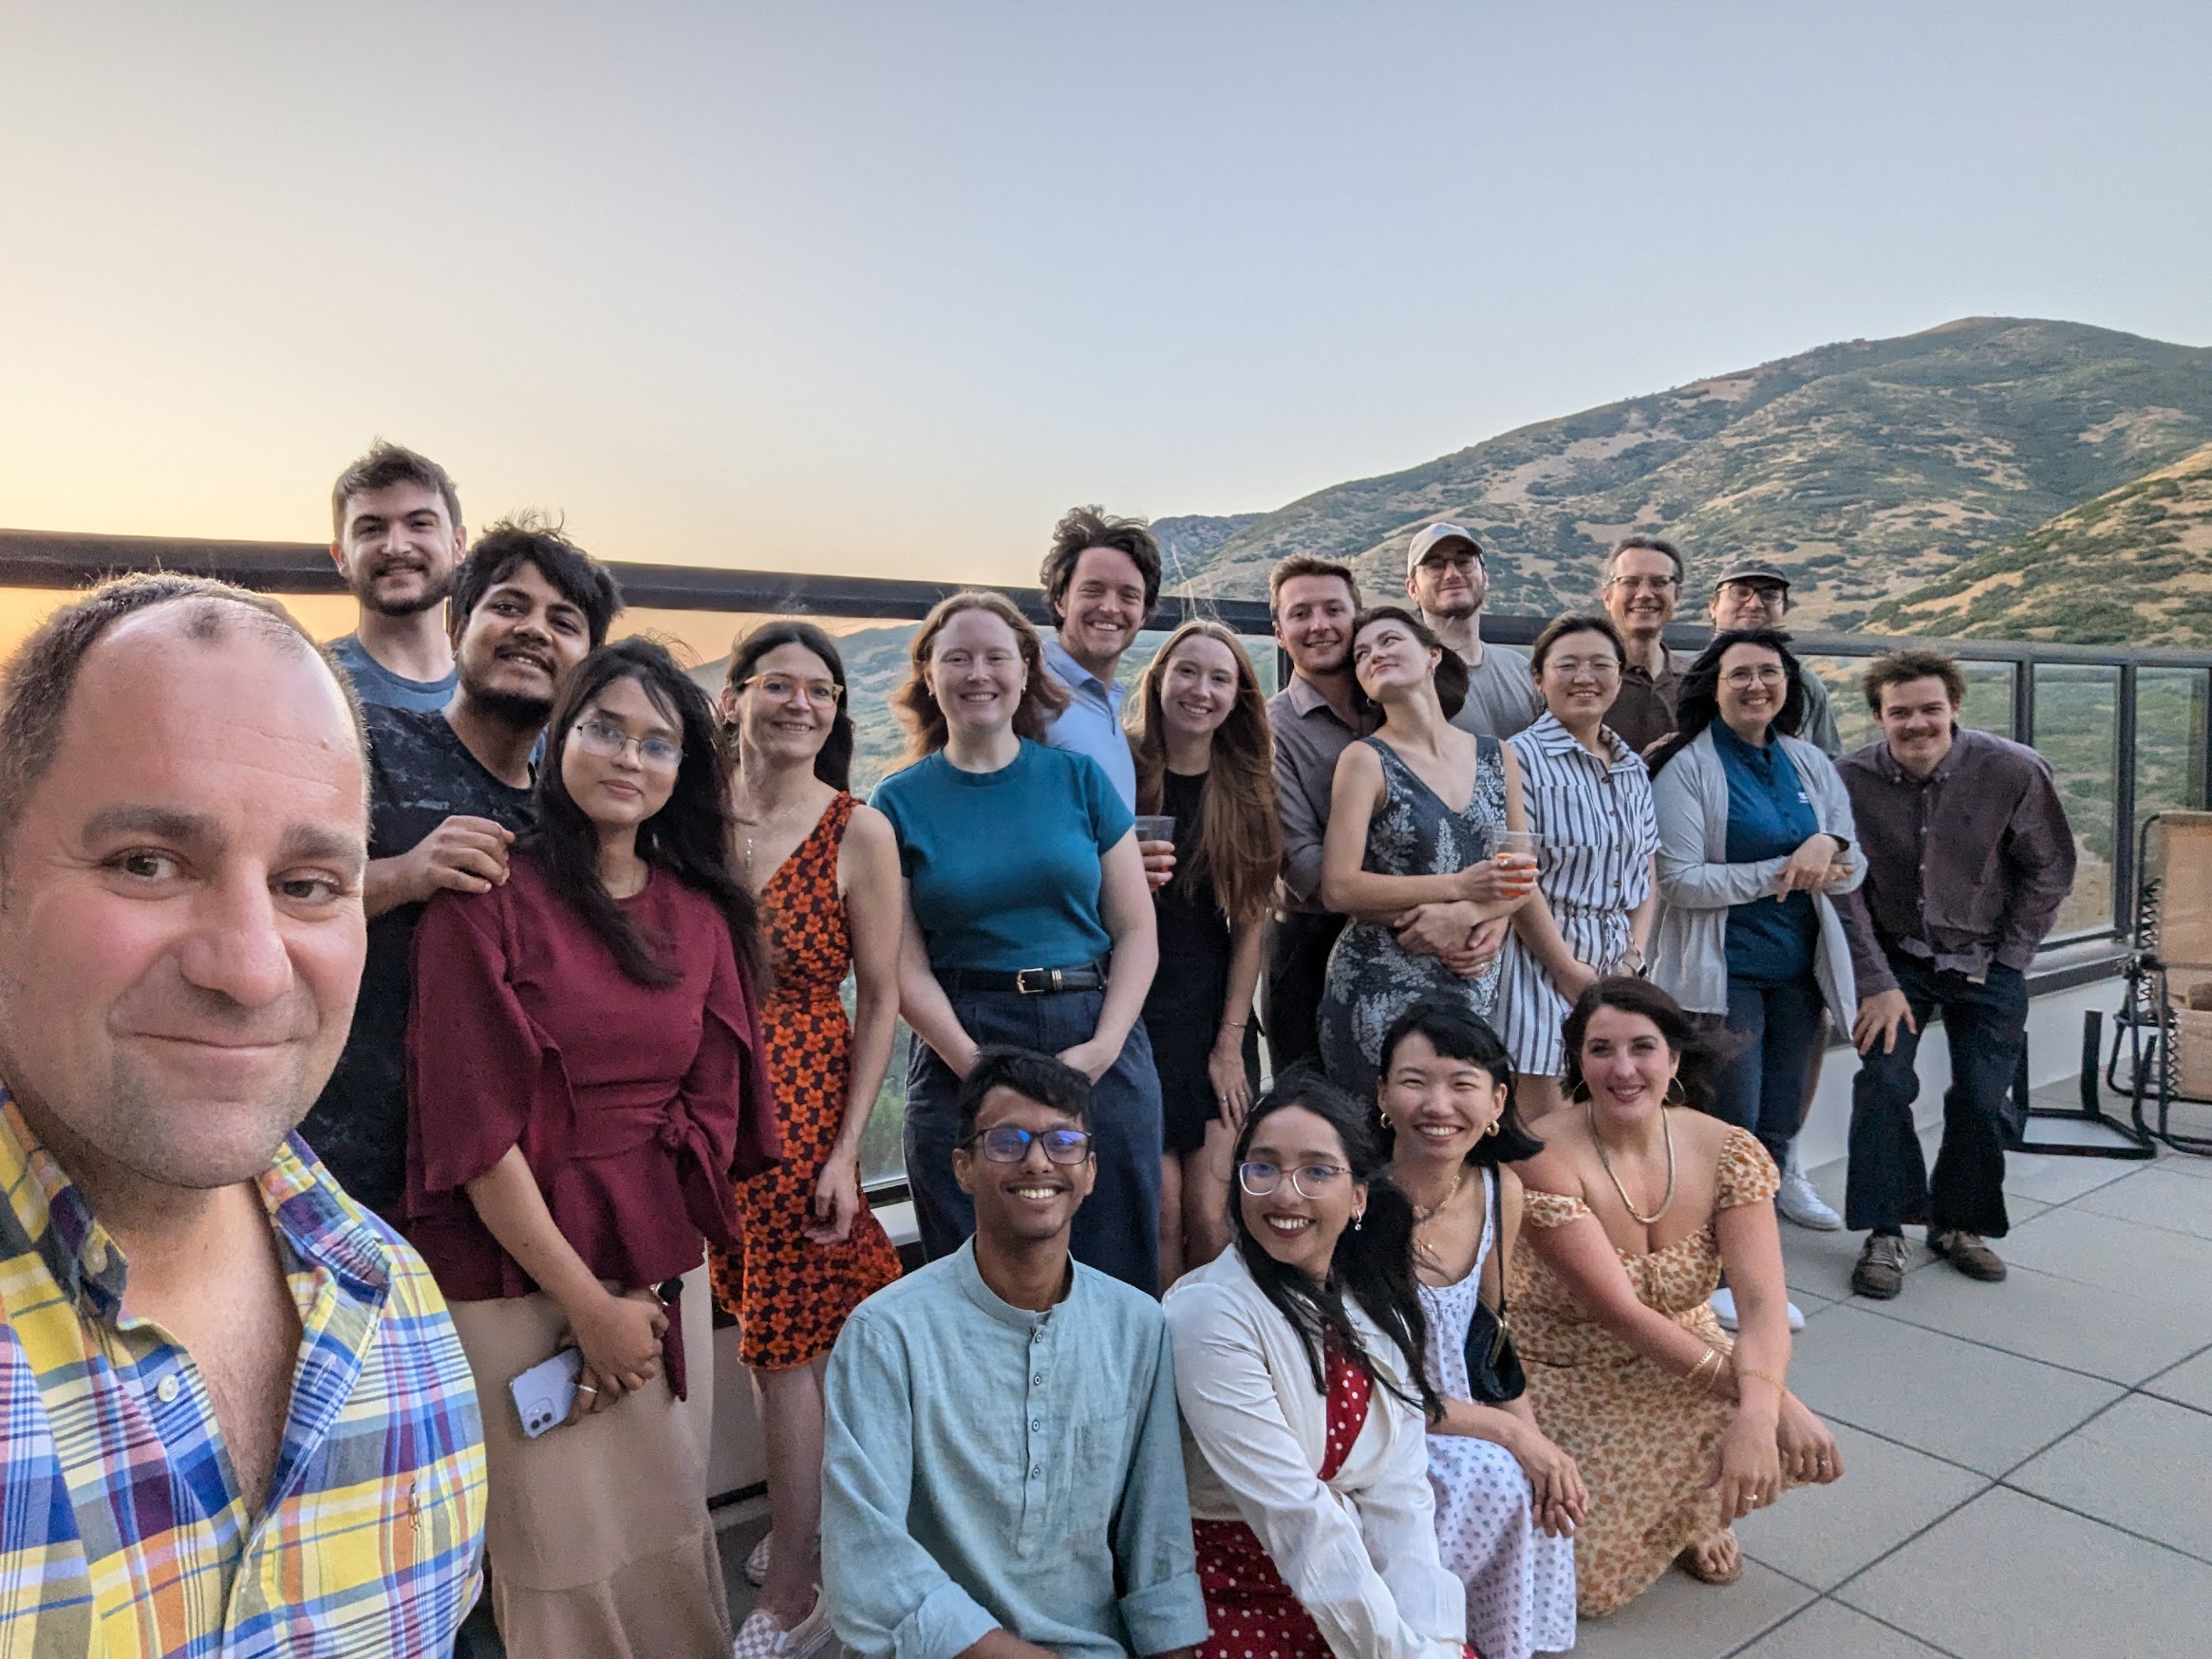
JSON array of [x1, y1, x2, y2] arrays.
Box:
[[1461, 1166, 1527, 1404]]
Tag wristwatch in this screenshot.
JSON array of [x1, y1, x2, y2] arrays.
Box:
[[1618, 947, 1648, 978]]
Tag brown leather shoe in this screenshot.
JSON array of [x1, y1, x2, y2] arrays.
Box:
[[1852, 1234, 1908, 1299], [1929, 1229, 2007, 1282]]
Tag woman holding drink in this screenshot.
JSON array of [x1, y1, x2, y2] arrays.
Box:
[[1128, 621, 1284, 1281], [1497, 614, 1661, 1121], [1316, 605, 1537, 1094]]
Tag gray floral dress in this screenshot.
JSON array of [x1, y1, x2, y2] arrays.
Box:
[[1318, 735, 1509, 1094]]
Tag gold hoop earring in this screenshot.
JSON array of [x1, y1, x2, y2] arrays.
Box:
[[1484, 1118, 1501, 1137], [1567, 1082, 1592, 1107], [1663, 1078, 1687, 1109]]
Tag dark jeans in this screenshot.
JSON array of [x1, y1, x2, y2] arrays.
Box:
[[1264, 910, 1346, 1076], [905, 983, 1164, 1295], [1846, 954, 2026, 1239], [1702, 975, 1828, 1170]]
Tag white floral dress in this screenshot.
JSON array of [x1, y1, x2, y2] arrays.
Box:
[[1419, 1167, 1578, 1658]]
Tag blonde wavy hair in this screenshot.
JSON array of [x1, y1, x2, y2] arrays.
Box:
[[1127, 620, 1283, 927]]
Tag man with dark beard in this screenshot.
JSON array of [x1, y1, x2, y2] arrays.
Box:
[[327, 440, 467, 710], [300, 518, 621, 1215]]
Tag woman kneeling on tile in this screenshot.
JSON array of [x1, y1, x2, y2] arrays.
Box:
[[1509, 978, 1845, 1614]]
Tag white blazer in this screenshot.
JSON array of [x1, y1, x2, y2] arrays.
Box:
[[1163, 1248, 1464, 1659]]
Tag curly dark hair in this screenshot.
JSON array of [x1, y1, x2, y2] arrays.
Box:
[[451, 513, 623, 647], [1039, 506, 1162, 628], [1646, 626, 1806, 774]]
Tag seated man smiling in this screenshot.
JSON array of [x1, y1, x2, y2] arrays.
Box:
[[821, 1047, 1206, 1659]]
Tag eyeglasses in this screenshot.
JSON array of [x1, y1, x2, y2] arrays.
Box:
[[1721, 665, 1788, 688], [571, 717, 683, 771], [738, 674, 842, 707], [962, 1126, 1094, 1164], [1719, 583, 1789, 606], [1605, 574, 1678, 593], [1237, 1160, 1351, 1200], [1547, 655, 1622, 678]]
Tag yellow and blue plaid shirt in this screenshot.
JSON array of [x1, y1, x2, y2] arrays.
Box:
[[0, 1095, 487, 1656]]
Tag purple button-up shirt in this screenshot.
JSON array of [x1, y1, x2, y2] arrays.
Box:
[[1836, 727, 2077, 979]]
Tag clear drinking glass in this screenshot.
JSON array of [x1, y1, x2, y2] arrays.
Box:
[[1496, 830, 1542, 896]]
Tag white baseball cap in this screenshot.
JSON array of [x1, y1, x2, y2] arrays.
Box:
[[1405, 522, 1485, 576]]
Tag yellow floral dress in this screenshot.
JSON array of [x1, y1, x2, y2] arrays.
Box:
[[1510, 1126, 1784, 1617]]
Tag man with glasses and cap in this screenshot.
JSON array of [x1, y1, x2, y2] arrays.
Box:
[[820, 1046, 1206, 1659], [1707, 557, 1843, 755], [1403, 522, 1542, 738]]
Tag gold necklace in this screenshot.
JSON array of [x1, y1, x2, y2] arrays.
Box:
[[733, 784, 807, 883], [1410, 1160, 1469, 1224], [1586, 1099, 1676, 1225]]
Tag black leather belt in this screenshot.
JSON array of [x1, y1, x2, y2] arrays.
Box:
[[942, 961, 1107, 995]]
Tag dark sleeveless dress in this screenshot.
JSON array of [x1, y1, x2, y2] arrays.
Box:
[[1317, 735, 1509, 1095], [711, 792, 901, 1369], [1142, 767, 1262, 1155]]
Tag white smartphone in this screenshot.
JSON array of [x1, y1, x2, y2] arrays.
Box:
[[509, 1348, 585, 1439]]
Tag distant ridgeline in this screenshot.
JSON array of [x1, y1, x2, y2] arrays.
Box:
[[1160, 317, 2212, 645]]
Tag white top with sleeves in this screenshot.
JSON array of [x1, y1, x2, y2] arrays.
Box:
[[1163, 1246, 1466, 1659], [1648, 723, 1864, 1023]]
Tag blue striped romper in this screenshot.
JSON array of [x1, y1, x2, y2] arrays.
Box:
[[1496, 713, 1660, 1079]]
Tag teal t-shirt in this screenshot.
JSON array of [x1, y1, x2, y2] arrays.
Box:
[[872, 740, 1134, 974]]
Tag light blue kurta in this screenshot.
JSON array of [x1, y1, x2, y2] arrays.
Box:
[[821, 1240, 1208, 1659]]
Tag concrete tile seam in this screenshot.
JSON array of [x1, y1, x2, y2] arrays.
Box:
[[1846, 1294, 2203, 1388], [1720, 1597, 1971, 1659]]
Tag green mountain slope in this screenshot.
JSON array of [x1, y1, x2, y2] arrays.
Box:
[[1864, 441, 2212, 646], [1170, 318, 2212, 630]]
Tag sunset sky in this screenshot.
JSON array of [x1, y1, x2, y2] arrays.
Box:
[[3, 2, 2207, 590]]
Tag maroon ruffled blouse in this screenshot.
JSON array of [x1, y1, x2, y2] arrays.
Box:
[[404, 855, 781, 1384]]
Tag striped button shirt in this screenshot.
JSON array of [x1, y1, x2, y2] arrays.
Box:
[[1508, 713, 1660, 916], [0, 1095, 486, 1657]]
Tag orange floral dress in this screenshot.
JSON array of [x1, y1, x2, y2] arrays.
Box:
[[711, 792, 901, 1369], [1510, 1126, 1787, 1617]]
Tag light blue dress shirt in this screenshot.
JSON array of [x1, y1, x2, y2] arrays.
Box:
[[1041, 636, 1138, 809], [821, 1240, 1208, 1659]]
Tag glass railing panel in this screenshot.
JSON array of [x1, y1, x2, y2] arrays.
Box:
[[2135, 667, 2210, 825], [1959, 661, 2018, 740], [2034, 663, 2121, 937], [1801, 653, 2016, 753]]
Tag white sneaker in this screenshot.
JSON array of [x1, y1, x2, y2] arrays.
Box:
[[1710, 1287, 1805, 1333], [1776, 1169, 1843, 1231]]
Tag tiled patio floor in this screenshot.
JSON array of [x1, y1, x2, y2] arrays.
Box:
[[1572, 1093, 2212, 1659], [711, 1088, 2212, 1659]]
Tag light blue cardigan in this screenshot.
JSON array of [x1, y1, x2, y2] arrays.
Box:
[[1649, 724, 1862, 1024]]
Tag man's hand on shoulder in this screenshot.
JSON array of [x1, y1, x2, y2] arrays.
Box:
[[366, 815, 516, 917]]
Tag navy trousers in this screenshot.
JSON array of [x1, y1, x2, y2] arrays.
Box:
[[1846, 954, 2025, 1240], [904, 983, 1164, 1296], [1703, 974, 1828, 1171]]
